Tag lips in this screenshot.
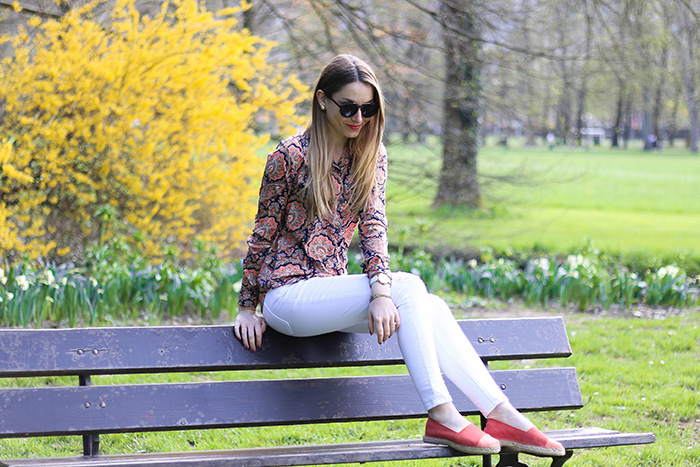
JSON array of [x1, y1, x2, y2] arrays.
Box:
[[348, 124, 362, 131]]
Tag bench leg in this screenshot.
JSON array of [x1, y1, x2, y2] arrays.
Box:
[[494, 450, 574, 467], [494, 453, 529, 467], [79, 374, 100, 456], [83, 433, 100, 456], [549, 450, 574, 467]]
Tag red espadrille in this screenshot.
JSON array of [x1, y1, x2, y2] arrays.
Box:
[[484, 419, 565, 456], [423, 418, 501, 455]]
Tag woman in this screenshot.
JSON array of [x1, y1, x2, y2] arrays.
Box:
[[234, 54, 565, 457]]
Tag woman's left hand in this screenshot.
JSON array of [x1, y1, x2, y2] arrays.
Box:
[[368, 297, 400, 345]]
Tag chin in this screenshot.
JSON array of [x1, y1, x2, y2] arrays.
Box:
[[346, 127, 364, 138]]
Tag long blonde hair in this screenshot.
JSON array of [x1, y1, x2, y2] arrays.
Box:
[[306, 54, 386, 219]]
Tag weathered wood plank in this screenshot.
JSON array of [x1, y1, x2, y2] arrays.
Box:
[[0, 318, 571, 377], [547, 427, 656, 449], [0, 369, 582, 438], [0, 440, 461, 467], [0, 429, 657, 467]]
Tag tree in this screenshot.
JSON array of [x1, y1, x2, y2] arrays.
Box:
[[434, 0, 482, 207], [672, 0, 700, 152]]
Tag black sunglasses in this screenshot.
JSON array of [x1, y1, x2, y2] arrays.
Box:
[[326, 95, 379, 118]]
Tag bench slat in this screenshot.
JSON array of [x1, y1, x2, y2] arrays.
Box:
[[546, 427, 656, 449], [0, 429, 656, 467], [0, 318, 571, 377], [0, 368, 582, 438]]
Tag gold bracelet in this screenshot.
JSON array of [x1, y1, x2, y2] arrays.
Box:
[[370, 292, 392, 303]]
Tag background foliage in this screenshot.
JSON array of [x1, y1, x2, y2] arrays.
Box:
[[0, 0, 306, 262]]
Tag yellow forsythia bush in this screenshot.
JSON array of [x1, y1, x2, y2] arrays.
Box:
[[0, 0, 307, 261]]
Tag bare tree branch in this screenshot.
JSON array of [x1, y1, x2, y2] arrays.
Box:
[[0, 0, 64, 17]]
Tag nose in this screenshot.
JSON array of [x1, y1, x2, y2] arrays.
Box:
[[350, 110, 363, 123]]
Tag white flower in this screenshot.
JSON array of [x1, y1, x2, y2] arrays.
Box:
[[38, 269, 55, 286], [535, 258, 550, 272], [16, 275, 29, 291], [0, 267, 6, 285], [6, 292, 14, 301], [658, 265, 680, 279]]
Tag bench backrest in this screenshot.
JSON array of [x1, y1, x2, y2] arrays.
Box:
[[0, 317, 582, 440]]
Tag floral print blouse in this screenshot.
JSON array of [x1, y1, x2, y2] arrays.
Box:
[[238, 130, 390, 309]]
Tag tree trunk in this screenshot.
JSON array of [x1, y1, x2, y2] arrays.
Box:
[[242, 1, 257, 32], [434, 0, 481, 208], [575, 10, 592, 146], [668, 84, 680, 147], [558, 86, 572, 145], [676, 1, 699, 152], [641, 86, 652, 151], [611, 79, 624, 148], [522, 0, 536, 147], [650, 44, 668, 150], [623, 93, 632, 149]]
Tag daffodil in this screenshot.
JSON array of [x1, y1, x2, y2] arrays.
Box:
[[15, 275, 29, 291]]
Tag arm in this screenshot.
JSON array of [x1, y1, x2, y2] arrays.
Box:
[[235, 144, 289, 351], [358, 145, 398, 344], [357, 144, 390, 278]]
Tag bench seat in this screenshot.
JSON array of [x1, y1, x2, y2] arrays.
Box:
[[0, 317, 655, 467], [0, 428, 655, 467]]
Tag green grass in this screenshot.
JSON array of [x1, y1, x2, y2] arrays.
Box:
[[385, 138, 700, 265], [1, 309, 698, 466]]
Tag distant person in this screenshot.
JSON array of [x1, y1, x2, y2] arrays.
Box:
[[546, 132, 555, 150], [234, 54, 565, 458]]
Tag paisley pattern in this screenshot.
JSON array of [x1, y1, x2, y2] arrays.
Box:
[[238, 130, 390, 309]]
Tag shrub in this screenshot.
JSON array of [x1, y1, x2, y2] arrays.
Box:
[[0, 0, 307, 262]]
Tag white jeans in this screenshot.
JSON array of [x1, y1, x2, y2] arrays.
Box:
[[262, 271, 508, 414]]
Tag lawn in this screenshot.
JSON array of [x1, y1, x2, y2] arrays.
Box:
[[385, 138, 700, 265], [1, 308, 698, 466]]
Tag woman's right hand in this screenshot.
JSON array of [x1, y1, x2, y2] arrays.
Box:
[[234, 307, 267, 352]]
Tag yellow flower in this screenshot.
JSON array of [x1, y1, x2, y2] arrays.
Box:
[[0, 0, 308, 262]]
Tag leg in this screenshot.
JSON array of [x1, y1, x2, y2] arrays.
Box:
[[263, 274, 455, 410], [390, 273, 507, 415], [425, 294, 535, 431], [262, 275, 371, 337], [264, 273, 499, 454], [391, 274, 565, 457]]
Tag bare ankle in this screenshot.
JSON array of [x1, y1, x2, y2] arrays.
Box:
[[486, 401, 534, 431], [428, 402, 470, 432]]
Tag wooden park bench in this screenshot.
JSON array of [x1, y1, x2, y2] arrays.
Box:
[[0, 317, 655, 467]]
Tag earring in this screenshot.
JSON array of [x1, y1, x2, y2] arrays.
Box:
[[320, 105, 326, 111]]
